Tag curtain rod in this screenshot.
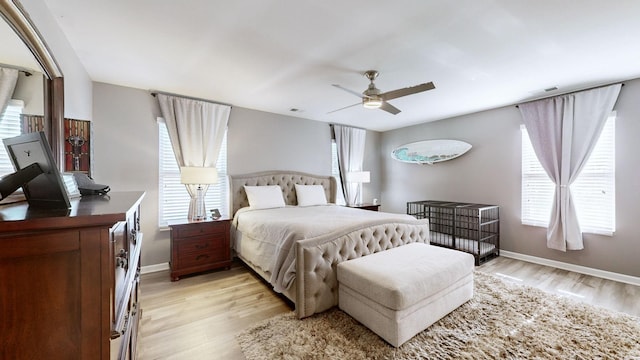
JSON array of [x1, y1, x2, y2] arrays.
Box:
[[0, 62, 33, 76], [149, 90, 232, 107], [515, 81, 625, 108], [329, 123, 368, 131]]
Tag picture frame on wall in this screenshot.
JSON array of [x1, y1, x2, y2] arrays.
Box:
[[20, 115, 93, 175], [64, 118, 91, 175]]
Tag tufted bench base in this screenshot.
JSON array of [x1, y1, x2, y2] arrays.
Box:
[[337, 242, 474, 347]]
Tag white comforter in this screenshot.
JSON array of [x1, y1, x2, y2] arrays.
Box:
[[233, 205, 423, 293]]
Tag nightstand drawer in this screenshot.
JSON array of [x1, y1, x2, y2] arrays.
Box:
[[179, 246, 227, 268], [173, 222, 227, 238], [177, 236, 225, 256]]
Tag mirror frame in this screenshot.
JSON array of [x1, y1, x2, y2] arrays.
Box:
[[0, 0, 65, 170]]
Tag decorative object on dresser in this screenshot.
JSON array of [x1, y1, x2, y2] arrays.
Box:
[[345, 202, 380, 212], [169, 218, 232, 281], [0, 191, 145, 359], [1, 131, 71, 208], [180, 166, 218, 221], [407, 200, 500, 265]]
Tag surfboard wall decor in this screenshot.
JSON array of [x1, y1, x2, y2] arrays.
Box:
[[391, 139, 472, 165]]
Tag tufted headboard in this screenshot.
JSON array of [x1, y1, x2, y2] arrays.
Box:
[[229, 171, 338, 216]]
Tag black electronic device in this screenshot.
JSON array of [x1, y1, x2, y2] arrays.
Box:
[[2, 131, 71, 209]]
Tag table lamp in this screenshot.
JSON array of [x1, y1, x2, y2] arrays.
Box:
[[346, 170, 370, 205], [180, 166, 218, 221]]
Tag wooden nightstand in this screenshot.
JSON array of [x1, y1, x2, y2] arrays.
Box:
[[169, 218, 232, 281], [346, 203, 380, 211]]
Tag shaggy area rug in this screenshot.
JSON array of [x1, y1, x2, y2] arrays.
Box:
[[237, 271, 640, 359]]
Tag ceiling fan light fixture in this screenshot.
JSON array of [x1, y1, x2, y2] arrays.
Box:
[[363, 96, 382, 109]]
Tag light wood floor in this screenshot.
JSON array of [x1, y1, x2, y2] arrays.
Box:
[[137, 257, 640, 360]]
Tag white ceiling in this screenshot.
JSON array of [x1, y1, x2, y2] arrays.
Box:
[[38, 0, 640, 131]]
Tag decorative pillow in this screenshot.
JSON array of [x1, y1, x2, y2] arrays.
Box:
[[295, 184, 327, 207], [244, 185, 286, 210]]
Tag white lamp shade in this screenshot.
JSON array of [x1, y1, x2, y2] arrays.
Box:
[[347, 171, 370, 183], [180, 166, 218, 185]]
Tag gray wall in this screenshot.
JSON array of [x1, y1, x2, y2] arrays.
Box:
[[381, 78, 640, 277], [92, 82, 381, 267]]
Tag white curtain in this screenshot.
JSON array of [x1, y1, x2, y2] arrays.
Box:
[[157, 94, 231, 214], [333, 124, 366, 205], [518, 84, 621, 251], [0, 68, 19, 115]]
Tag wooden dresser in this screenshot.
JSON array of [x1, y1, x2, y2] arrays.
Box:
[[0, 191, 145, 359]]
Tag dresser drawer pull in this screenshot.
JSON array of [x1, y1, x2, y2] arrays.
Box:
[[116, 249, 128, 269], [195, 243, 209, 250], [130, 229, 138, 244], [195, 254, 209, 261]]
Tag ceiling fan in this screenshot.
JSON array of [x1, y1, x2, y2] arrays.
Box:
[[329, 70, 435, 115]]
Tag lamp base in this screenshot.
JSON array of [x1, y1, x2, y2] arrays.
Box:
[[188, 186, 207, 221]]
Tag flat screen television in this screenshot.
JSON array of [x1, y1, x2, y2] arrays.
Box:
[[1, 131, 71, 209]]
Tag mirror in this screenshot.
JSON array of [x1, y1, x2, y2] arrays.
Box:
[[0, 0, 64, 169]]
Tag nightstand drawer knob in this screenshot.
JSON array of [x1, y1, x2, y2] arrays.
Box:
[[195, 254, 210, 261], [195, 243, 209, 250]]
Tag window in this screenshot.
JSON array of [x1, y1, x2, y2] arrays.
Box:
[[0, 100, 24, 177], [331, 141, 346, 205], [158, 120, 228, 227], [521, 113, 615, 235]]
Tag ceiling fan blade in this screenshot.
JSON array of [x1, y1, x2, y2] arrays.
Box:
[[331, 84, 366, 99], [381, 82, 435, 101], [327, 102, 360, 114], [379, 101, 401, 115]]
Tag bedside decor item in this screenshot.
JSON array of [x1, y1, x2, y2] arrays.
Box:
[[210, 208, 221, 219], [391, 139, 472, 165], [346, 170, 370, 205], [181, 166, 218, 221]]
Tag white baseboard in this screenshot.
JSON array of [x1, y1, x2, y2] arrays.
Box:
[[141, 262, 169, 274], [501, 250, 640, 287]]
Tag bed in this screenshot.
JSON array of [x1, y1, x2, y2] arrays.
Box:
[[229, 171, 431, 318]]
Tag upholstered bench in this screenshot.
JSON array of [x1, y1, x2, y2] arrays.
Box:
[[337, 242, 474, 347]]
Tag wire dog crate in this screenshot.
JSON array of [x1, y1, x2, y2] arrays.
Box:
[[407, 200, 500, 265]]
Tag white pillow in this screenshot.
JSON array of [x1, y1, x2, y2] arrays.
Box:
[[244, 185, 286, 210], [295, 184, 327, 207]]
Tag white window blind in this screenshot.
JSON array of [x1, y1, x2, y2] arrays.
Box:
[[331, 141, 346, 205], [158, 119, 228, 227], [0, 100, 24, 177], [521, 113, 615, 235]]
